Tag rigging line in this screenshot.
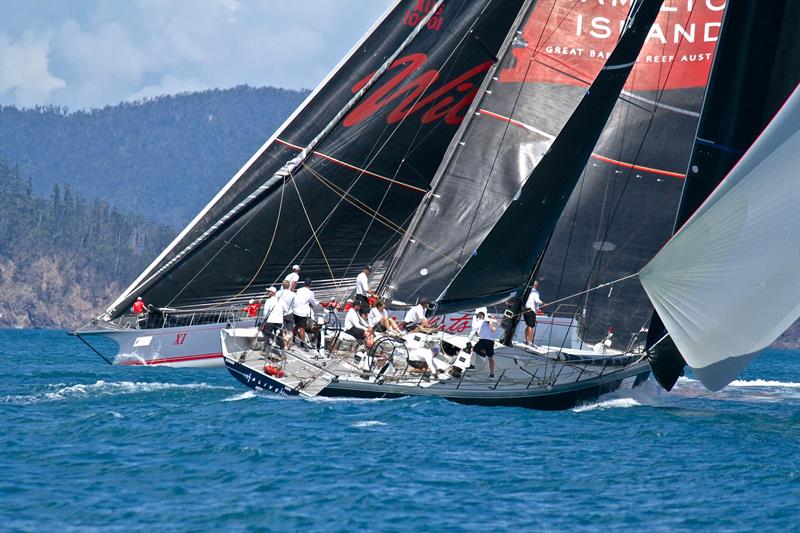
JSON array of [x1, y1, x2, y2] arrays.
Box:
[[287, 172, 339, 293], [196, 175, 287, 311], [540, 272, 639, 310], [302, 163, 463, 267], [273, 138, 427, 194]]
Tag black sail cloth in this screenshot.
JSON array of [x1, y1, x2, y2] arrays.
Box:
[[106, 0, 526, 317]]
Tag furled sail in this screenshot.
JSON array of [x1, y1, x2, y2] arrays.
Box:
[[434, 0, 665, 314], [102, 0, 526, 318], [645, 0, 800, 390], [639, 85, 800, 391]]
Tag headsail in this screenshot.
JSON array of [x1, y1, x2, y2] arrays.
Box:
[[102, 0, 527, 318], [639, 85, 800, 391], [645, 0, 800, 390], [434, 0, 665, 314]]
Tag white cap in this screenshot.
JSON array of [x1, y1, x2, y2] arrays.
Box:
[[346, 298, 354, 303], [137, 297, 142, 301], [475, 307, 488, 316], [249, 299, 254, 304], [267, 286, 277, 293], [292, 264, 300, 271]]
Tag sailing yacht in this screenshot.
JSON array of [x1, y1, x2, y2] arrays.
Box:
[[222, 0, 683, 409]]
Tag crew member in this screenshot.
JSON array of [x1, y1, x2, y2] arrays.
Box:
[[243, 298, 260, 318], [523, 280, 543, 345], [292, 278, 317, 344], [285, 264, 301, 292], [403, 298, 433, 333], [261, 287, 284, 347], [473, 309, 498, 378], [355, 265, 376, 310], [132, 296, 146, 315], [344, 301, 374, 348], [276, 280, 295, 333], [369, 300, 401, 334]]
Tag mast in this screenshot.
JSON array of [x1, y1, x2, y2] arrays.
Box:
[[645, 0, 800, 390], [434, 0, 665, 315]]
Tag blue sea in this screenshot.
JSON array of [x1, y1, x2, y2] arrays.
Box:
[[1, 329, 798, 532]]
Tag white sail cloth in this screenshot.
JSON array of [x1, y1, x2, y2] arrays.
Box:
[[639, 86, 800, 391]]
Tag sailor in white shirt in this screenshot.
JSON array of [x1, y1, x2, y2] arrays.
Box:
[[344, 301, 374, 348], [284, 264, 300, 291], [368, 300, 400, 334], [523, 280, 543, 345], [403, 298, 433, 332], [472, 309, 498, 378], [276, 280, 296, 328], [261, 287, 284, 347], [354, 265, 375, 309], [292, 278, 317, 343]]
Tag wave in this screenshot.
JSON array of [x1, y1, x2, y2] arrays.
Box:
[[221, 390, 258, 402], [3, 380, 234, 405], [727, 379, 800, 389], [572, 397, 642, 412], [351, 420, 387, 428]]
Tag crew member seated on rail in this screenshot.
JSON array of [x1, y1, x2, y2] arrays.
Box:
[[403, 298, 435, 333], [369, 300, 401, 334], [344, 301, 374, 349]]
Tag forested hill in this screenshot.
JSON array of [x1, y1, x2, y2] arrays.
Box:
[[0, 85, 307, 228], [0, 162, 174, 329]]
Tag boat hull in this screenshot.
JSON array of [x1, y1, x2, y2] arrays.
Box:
[[223, 354, 650, 411], [74, 320, 256, 368]]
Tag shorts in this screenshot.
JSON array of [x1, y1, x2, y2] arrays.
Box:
[[261, 322, 282, 341], [403, 321, 419, 332], [523, 310, 537, 327], [283, 315, 294, 329], [473, 339, 495, 358], [293, 314, 308, 330], [346, 327, 366, 340]]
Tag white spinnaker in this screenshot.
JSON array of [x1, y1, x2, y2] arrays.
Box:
[[639, 85, 800, 391]]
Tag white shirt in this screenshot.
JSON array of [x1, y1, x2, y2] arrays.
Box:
[[277, 289, 295, 316], [262, 295, 283, 324], [293, 287, 316, 317], [284, 271, 300, 289], [355, 272, 370, 296], [344, 308, 368, 331], [403, 304, 425, 324], [474, 319, 496, 340], [525, 289, 542, 312], [368, 307, 387, 327]]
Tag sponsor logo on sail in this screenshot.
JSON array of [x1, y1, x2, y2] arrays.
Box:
[[344, 53, 491, 127]]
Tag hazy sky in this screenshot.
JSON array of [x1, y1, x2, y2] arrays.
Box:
[[0, 0, 393, 110]]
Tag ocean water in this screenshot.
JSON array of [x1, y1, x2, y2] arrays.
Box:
[[2, 330, 798, 532]]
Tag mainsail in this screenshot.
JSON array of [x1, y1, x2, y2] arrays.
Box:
[[434, 0, 665, 314], [639, 85, 800, 391], [101, 0, 527, 318]]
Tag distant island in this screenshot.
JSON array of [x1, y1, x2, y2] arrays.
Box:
[[0, 85, 796, 347]]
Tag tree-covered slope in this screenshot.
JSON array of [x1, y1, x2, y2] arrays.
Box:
[[0, 162, 174, 329], [0, 85, 307, 228]]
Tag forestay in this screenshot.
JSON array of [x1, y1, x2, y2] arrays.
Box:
[[639, 86, 800, 391]]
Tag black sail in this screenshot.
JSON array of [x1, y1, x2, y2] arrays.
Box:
[[435, 0, 665, 314], [382, 0, 593, 305], [646, 0, 800, 390], [104, 0, 526, 318]]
